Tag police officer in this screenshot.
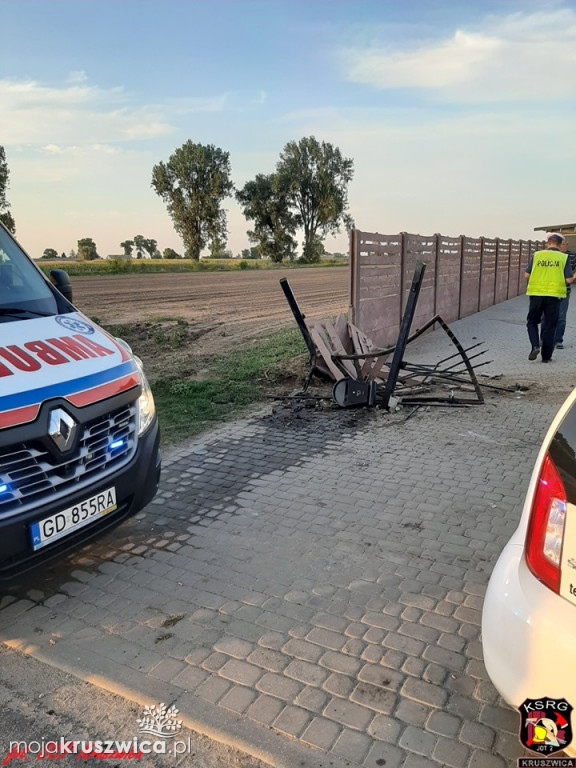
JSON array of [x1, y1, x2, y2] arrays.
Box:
[[525, 233, 574, 362]]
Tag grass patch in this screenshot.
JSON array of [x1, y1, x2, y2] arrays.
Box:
[[151, 328, 306, 445]]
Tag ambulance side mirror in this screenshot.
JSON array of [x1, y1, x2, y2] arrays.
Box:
[[50, 269, 73, 303]]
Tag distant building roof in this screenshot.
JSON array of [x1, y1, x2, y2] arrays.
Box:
[[534, 223, 576, 233]]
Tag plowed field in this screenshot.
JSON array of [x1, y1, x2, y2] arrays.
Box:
[[71, 267, 350, 354]]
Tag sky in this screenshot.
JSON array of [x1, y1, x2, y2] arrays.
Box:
[[1, 0, 576, 259]]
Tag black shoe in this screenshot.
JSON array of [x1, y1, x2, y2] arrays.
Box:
[[557, 343, 564, 349], [542, 358, 552, 363], [529, 347, 540, 360]]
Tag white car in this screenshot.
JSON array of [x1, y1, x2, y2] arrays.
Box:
[[482, 386, 576, 755]]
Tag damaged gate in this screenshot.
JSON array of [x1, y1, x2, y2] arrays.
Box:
[[281, 263, 490, 409]]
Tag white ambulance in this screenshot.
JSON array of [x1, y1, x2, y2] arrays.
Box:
[[0, 222, 160, 574]]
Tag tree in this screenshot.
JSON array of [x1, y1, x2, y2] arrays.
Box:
[[133, 235, 146, 259], [69, 249, 77, 260], [0, 146, 15, 234], [77, 238, 99, 261], [236, 174, 297, 263], [276, 136, 354, 263], [143, 238, 158, 259], [151, 141, 234, 261], [209, 234, 228, 259], [120, 240, 134, 257], [42, 248, 58, 260], [240, 247, 261, 260], [163, 247, 181, 259]]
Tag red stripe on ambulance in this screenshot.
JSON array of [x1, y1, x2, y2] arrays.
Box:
[[65, 373, 140, 407], [0, 405, 40, 430]]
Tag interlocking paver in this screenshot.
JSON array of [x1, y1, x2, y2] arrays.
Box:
[[332, 728, 372, 764], [306, 627, 347, 651], [363, 741, 405, 768], [273, 705, 312, 738], [342, 637, 366, 657], [361, 611, 400, 631], [350, 682, 397, 715], [172, 665, 210, 691], [195, 676, 231, 703], [255, 672, 302, 702], [213, 636, 255, 658], [399, 725, 437, 756], [400, 678, 448, 709], [219, 685, 258, 714], [395, 699, 432, 727], [284, 659, 329, 686], [282, 637, 324, 662], [295, 685, 329, 713], [218, 658, 262, 686], [367, 713, 403, 742], [459, 720, 496, 749], [432, 738, 471, 768], [323, 672, 355, 698], [301, 717, 342, 750], [245, 694, 285, 725], [382, 632, 425, 657], [319, 650, 362, 676], [427, 710, 462, 737], [246, 647, 289, 673], [323, 697, 374, 730]]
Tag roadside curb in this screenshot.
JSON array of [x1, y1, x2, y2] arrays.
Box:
[[1, 635, 357, 768]]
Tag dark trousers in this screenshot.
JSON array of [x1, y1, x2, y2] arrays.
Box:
[[542, 293, 570, 344], [527, 295, 561, 360]]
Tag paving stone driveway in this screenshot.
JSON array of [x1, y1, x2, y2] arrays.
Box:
[[2, 296, 575, 768]]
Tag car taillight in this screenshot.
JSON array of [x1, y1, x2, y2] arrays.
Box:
[[525, 452, 567, 592]]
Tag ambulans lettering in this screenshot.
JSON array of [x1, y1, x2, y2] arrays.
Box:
[[0, 335, 114, 377], [47, 336, 98, 360], [23, 341, 69, 366], [72, 335, 115, 357], [0, 346, 41, 372]]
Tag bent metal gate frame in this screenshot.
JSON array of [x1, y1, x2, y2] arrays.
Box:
[[282, 265, 488, 410], [349, 230, 544, 349]]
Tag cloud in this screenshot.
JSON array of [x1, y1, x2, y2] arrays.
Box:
[[67, 70, 89, 84], [0, 77, 229, 146], [40, 144, 121, 156], [342, 6, 576, 103]]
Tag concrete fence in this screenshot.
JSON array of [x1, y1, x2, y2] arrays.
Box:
[[349, 229, 544, 348]]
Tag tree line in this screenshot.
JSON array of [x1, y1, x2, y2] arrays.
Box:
[[152, 135, 354, 263], [1, 136, 355, 264]]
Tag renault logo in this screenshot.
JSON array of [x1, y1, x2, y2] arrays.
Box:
[[48, 409, 77, 452]]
